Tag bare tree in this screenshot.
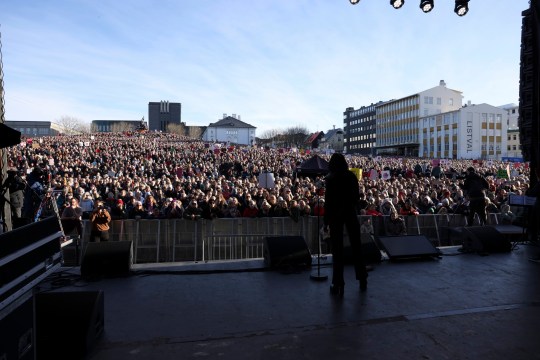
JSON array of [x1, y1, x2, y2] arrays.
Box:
[[187, 126, 203, 139], [259, 128, 282, 140], [110, 122, 136, 133], [284, 125, 310, 148], [55, 115, 88, 135], [167, 123, 187, 136]]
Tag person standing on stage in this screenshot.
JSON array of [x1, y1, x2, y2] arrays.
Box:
[[89, 200, 111, 242], [323, 153, 368, 296], [462, 167, 490, 226]]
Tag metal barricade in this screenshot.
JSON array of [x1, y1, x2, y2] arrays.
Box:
[[76, 214, 471, 265], [171, 220, 200, 263]]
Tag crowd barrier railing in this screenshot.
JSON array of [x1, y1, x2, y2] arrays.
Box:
[[71, 213, 508, 265]]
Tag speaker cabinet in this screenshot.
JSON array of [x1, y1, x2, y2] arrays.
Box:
[[35, 291, 104, 360], [264, 236, 311, 269], [463, 226, 512, 253], [0, 294, 35, 360], [80, 241, 133, 280], [379, 235, 440, 260], [339, 232, 382, 265]]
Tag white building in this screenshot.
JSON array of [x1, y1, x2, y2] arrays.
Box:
[[375, 80, 463, 156], [506, 128, 522, 159], [418, 103, 507, 160], [201, 114, 256, 145], [498, 103, 519, 130]]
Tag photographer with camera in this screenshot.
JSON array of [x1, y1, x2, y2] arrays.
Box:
[[22, 166, 46, 219], [89, 200, 111, 242], [6, 169, 26, 220]]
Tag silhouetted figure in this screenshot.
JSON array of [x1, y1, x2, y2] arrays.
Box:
[[463, 167, 489, 226], [324, 153, 367, 296]]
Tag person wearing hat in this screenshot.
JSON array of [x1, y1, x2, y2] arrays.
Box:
[[129, 200, 148, 219], [463, 166, 490, 226], [110, 199, 128, 220]]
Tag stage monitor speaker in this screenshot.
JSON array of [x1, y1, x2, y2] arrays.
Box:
[[80, 241, 133, 280], [463, 226, 512, 253], [379, 235, 440, 260], [35, 291, 104, 360], [341, 233, 382, 265], [264, 236, 311, 269]]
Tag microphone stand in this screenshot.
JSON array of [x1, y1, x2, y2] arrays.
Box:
[[310, 191, 328, 281]]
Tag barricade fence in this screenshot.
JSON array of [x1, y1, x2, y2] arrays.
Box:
[[73, 213, 513, 264]]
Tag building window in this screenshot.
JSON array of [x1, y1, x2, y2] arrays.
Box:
[[449, 98, 454, 106]]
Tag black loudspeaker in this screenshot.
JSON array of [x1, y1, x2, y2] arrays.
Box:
[[342, 233, 382, 265], [35, 291, 104, 360], [80, 241, 133, 280], [379, 235, 440, 260], [463, 226, 512, 253], [264, 236, 312, 269], [0, 294, 35, 360]]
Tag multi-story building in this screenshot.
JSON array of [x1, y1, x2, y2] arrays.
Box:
[[148, 101, 182, 132], [506, 128, 523, 159], [201, 114, 256, 145], [343, 103, 379, 156], [499, 103, 519, 129], [5, 121, 75, 137], [418, 103, 507, 160], [375, 80, 463, 156]]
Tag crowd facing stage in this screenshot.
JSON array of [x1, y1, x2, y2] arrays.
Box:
[[4, 131, 532, 225]]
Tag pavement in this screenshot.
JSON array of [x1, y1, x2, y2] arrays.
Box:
[[38, 241, 540, 360]]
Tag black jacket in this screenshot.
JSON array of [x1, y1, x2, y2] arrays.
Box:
[[463, 172, 489, 198], [324, 155, 359, 225]]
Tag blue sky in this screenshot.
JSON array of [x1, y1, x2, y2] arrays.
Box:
[[1, 0, 530, 135]]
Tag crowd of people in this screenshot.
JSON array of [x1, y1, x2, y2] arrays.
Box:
[[4, 132, 532, 230]]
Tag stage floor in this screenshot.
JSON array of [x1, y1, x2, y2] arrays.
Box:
[[43, 243, 540, 360]]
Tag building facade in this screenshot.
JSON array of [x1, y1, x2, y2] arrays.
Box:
[[5, 121, 70, 137], [91, 120, 145, 133], [320, 128, 345, 153], [201, 115, 256, 145], [375, 80, 463, 156], [418, 103, 507, 160], [499, 103, 519, 129], [506, 128, 523, 159], [343, 103, 379, 156], [148, 101, 182, 132]]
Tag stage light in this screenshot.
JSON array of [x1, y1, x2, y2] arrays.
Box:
[[454, 0, 469, 16], [350, 0, 360, 4], [390, 0, 404, 9], [419, 0, 434, 13]]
